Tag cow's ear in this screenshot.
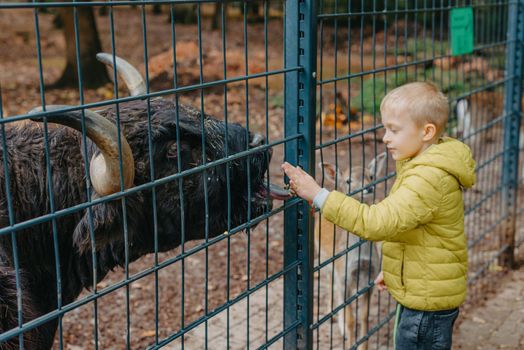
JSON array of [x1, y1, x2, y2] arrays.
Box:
[[156, 107, 204, 139], [73, 192, 145, 253]]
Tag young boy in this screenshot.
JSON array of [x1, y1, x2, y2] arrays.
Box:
[[282, 81, 475, 349]]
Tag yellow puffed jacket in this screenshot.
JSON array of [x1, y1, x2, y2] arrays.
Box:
[[321, 137, 476, 310]]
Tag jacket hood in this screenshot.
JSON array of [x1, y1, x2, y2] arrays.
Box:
[[401, 137, 476, 188]]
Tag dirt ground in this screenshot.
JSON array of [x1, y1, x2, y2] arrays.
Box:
[[0, 4, 520, 350]]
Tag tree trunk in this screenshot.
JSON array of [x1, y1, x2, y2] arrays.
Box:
[[53, 6, 109, 89], [170, 4, 197, 24], [152, 3, 162, 15], [211, 3, 228, 30], [247, 3, 262, 22]]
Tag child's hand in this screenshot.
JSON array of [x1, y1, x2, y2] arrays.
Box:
[[374, 271, 387, 292], [281, 162, 322, 203]]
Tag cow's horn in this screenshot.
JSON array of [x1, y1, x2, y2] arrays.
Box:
[[96, 52, 147, 97], [29, 106, 134, 196]]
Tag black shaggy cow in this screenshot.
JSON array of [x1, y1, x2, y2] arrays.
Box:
[[0, 54, 289, 348]]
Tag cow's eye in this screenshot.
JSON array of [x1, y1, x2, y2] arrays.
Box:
[[167, 143, 178, 159]]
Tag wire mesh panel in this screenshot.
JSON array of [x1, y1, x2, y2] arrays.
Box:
[[313, 1, 519, 349], [0, 0, 523, 349], [0, 1, 305, 349], [509, 0, 524, 281]]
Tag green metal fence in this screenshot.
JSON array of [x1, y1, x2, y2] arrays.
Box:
[[314, 1, 523, 349], [0, 0, 522, 349]]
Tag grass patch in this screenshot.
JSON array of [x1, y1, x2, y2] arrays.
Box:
[[387, 38, 450, 59], [269, 93, 284, 109], [353, 66, 491, 115]]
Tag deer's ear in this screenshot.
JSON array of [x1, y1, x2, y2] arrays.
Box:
[[368, 152, 388, 180], [318, 162, 339, 185], [456, 99, 469, 120]]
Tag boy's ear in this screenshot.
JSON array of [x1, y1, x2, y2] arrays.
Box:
[[368, 152, 388, 180], [423, 123, 438, 141], [318, 162, 339, 185]]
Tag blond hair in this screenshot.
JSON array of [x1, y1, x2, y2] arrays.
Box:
[[380, 81, 449, 135]]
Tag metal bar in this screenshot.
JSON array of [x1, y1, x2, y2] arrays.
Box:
[[284, 0, 316, 348], [218, 3, 232, 349], [468, 216, 507, 250], [311, 282, 376, 331], [255, 320, 302, 350], [0, 260, 300, 345], [465, 185, 504, 217], [316, 3, 510, 20], [263, 2, 270, 347], [469, 244, 510, 283], [0, 0, 225, 9], [350, 309, 396, 350], [9, 66, 301, 122], [501, 0, 524, 267], [315, 124, 384, 148], [284, 2, 300, 347], [241, 5, 252, 349], [0, 63, 24, 350], [193, 4, 211, 347], [317, 48, 512, 85], [313, 238, 381, 274], [148, 267, 300, 349], [315, 1, 325, 347], [0, 0, 500, 12], [170, 6, 187, 347], [331, 0, 341, 344]]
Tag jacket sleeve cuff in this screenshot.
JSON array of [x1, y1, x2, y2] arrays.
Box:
[[313, 188, 330, 209], [321, 191, 359, 229]]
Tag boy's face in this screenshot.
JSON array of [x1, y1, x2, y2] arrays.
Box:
[[381, 107, 429, 161]]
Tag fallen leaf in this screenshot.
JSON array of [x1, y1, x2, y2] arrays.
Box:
[[195, 305, 204, 313], [140, 330, 157, 338], [472, 316, 486, 324]]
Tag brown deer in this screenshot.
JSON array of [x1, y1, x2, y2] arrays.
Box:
[[316, 152, 387, 349]]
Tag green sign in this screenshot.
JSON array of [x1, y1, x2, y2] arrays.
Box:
[[450, 7, 474, 56]]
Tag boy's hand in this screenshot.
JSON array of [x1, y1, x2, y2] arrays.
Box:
[[374, 271, 387, 292], [281, 162, 322, 203]]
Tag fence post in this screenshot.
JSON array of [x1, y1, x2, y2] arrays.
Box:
[[502, 0, 524, 268], [283, 0, 316, 348]]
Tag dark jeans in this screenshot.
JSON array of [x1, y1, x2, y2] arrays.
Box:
[[394, 304, 459, 350]]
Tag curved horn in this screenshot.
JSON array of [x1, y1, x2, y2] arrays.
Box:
[[96, 52, 146, 97], [29, 105, 134, 196]]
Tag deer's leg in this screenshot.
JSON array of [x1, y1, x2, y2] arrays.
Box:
[[333, 278, 347, 339], [334, 269, 355, 345], [338, 294, 356, 345], [356, 293, 370, 350], [346, 302, 356, 345]]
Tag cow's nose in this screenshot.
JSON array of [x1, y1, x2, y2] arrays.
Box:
[[249, 133, 265, 148]]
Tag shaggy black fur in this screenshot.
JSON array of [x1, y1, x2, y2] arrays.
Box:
[[0, 99, 271, 348]]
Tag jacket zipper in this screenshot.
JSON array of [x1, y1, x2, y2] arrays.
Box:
[[400, 247, 405, 288]]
